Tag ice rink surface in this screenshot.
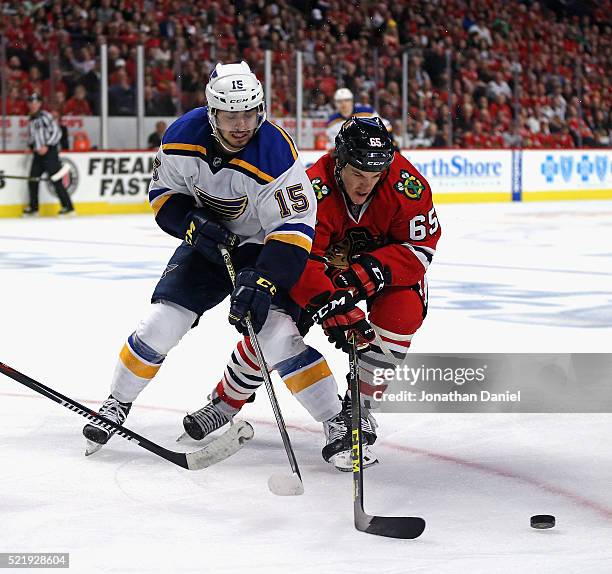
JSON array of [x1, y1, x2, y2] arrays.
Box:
[[1, 200, 611, 573]]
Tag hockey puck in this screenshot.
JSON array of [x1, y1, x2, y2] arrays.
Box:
[[530, 515, 555, 529]]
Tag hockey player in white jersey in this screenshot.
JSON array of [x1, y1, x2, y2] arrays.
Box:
[[325, 88, 377, 149], [83, 62, 344, 456], [326, 88, 395, 150]]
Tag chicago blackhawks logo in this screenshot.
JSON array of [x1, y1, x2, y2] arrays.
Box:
[[324, 228, 383, 270], [394, 170, 424, 200], [310, 177, 330, 201]]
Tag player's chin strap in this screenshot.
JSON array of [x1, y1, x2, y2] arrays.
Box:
[[218, 243, 304, 496]]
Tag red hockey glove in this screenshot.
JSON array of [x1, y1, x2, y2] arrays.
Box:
[[312, 290, 375, 353], [333, 253, 389, 300]]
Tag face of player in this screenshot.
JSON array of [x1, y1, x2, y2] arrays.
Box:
[[340, 164, 383, 205], [336, 99, 353, 118], [28, 100, 42, 114], [216, 109, 258, 149]]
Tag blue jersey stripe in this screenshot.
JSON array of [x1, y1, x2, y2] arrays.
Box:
[[149, 187, 172, 203], [273, 222, 315, 239]]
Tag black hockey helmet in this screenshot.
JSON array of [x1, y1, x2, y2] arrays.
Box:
[[335, 116, 394, 173]]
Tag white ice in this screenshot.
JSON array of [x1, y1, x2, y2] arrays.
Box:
[[1, 201, 611, 573]]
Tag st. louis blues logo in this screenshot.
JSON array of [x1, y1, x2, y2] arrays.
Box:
[[394, 170, 424, 200], [193, 185, 248, 220], [311, 177, 330, 201]]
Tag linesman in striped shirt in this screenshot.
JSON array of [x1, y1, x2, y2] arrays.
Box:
[[24, 93, 74, 216]]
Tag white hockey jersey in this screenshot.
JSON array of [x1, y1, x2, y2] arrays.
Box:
[[149, 107, 315, 254]]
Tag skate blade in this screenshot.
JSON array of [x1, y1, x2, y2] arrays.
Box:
[[85, 439, 104, 456], [330, 447, 379, 472], [176, 431, 189, 443]]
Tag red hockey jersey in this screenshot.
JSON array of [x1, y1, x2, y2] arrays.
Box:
[[290, 152, 441, 309]]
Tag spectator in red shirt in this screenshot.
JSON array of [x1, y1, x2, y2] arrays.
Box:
[[24, 66, 43, 98], [319, 65, 338, 99], [6, 85, 28, 115], [554, 126, 575, 149], [152, 60, 174, 89], [42, 69, 68, 100], [64, 85, 93, 116], [489, 94, 512, 120], [5, 56, 27, 87], [536, 120, 555, 147]]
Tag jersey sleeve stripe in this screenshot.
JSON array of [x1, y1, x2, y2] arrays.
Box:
[[149, 187, 172, 202], [265, 232, 312, 252], [151, 194, 172, 216], [269, 122, 298, 160], [400, 243, 434, 270], [272, 222, 315, 239]]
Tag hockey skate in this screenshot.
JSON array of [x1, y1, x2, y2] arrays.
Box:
[[322, 410, 378, 472], [58, 207, 76, 216], [181, 400, 230, 441], [22, 206, 39, 217], [342, 391, 378, 445], [83, 395, 132, 456]]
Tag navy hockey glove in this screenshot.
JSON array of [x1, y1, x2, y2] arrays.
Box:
[[184, 209, 238, 264], [334, 253, 389, 300], [312, 290, 375, 353], [229, 269, 277, 334]]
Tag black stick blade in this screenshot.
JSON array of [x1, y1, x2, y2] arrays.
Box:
[[357, 515, 426, 539]]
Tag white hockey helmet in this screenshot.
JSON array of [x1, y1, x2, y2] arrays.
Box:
[[334, 88, 354, 102], [206, 61, 266, 149]]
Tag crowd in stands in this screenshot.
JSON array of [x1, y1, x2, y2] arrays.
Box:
[[1, 0, 610, 148]]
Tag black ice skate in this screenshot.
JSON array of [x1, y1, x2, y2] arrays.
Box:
[[83, 395, 132, 456], [321, 395, 379, 472], [322, 411, 351, 468], [342, 391, 378, 445], [182, 401, 230, 441], [22, 206, 39, 217]]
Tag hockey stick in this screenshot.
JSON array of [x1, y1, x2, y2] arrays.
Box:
[[0, 361, 254, 471], [219, 245, 304, 496], [0, 174, 53, 182], [1, 164, 71, 182], [348, 339, 426, 539]]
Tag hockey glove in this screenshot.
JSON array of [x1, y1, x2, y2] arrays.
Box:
[[184, 209, 238, 265], [312, 290, 375, 353], [229, 268, 277, 334], [333, 253, 389, 300]]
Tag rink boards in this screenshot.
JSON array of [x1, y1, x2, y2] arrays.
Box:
[[0, 148, 610, 217]]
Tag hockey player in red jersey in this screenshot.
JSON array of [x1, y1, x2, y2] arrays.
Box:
[[185, 116, 440, 471], [289, 116, 441, 467]]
